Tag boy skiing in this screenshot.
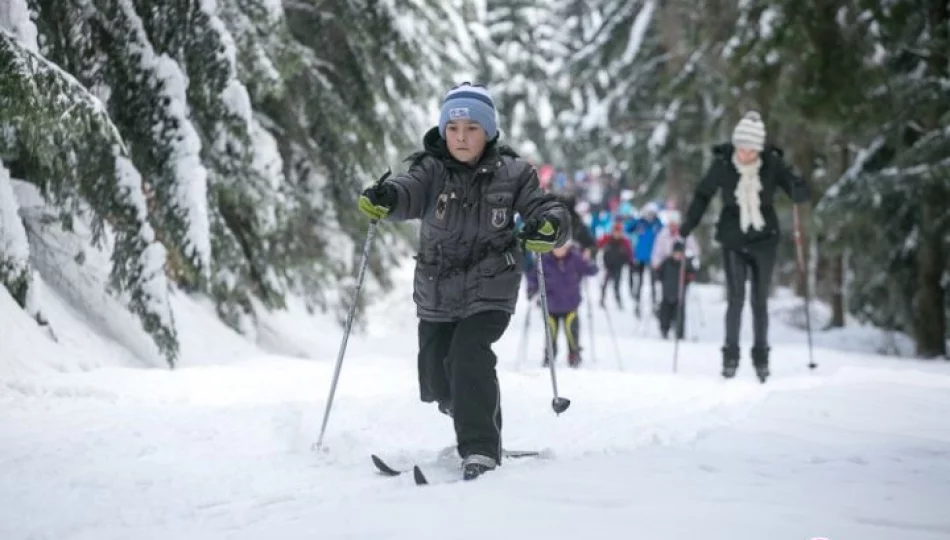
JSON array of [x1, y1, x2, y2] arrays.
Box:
[[595, 221, 634, 309], [526, 243, 598, 367], [625, 203, 664, 315], [656, 241, 697, 340], [357, 83, 570, 480], [650, 211, 700, 271]]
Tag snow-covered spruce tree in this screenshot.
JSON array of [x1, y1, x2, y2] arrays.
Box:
[[558, 0, 672, 188], [817, 0, 949, 358], [37, 0, 213, 289], [474, 1, 572, 163], [130, 0, 291, 330], [229, 0, 469, 324], [0, 161, 32, 309], [635, 0, 741, 204], [0, 31, 178, 365], [0, 0, 37, 313]]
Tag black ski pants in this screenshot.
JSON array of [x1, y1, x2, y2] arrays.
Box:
[[630, 261, 657, 304], [417, 310, 510, 463], [658, 298, 686, 339], [722, 242, 777, 355], [600, 265, 624, 305]]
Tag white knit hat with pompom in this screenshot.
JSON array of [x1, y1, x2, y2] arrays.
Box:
[[732, 111, 766, 152]]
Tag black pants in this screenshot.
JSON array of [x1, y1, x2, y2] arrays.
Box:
[[600, 266, 624, 305], [723, 243, 778, 355], [417, 310, 511, 462], [658, 298, 686, 339], [630, 262, 656, 304], [545, 311, 580, 358]]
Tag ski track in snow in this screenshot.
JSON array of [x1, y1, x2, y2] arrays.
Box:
[[2, 275, 950, 540]]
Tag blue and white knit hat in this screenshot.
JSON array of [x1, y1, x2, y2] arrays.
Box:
[[438, 83, 498, 140]]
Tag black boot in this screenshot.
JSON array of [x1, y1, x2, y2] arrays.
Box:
[[721, 345, 739, 379], [752, 346, 770, 383], [461, 454, 497, 481]]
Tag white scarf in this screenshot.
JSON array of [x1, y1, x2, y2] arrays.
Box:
[[732, 154, 766, 233]]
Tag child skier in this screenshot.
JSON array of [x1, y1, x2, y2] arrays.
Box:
[[358, 83, 569, 480], [595, 221, 634, 309], [656, 241, 697, 340], [625, 203, 664, 315], [526, 242, 598, 367]]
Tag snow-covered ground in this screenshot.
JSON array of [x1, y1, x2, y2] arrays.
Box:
[[2, 262, 949, 540]]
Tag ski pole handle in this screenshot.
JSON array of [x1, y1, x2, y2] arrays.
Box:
[[367, 168, 393, 225]]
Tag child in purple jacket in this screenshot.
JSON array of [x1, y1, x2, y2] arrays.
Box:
[[527, 243, 599, 367]]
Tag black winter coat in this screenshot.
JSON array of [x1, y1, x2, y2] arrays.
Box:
[[658, 256, 697, 302], [385, 127, 570, 321], [680, 143, 809, 249]]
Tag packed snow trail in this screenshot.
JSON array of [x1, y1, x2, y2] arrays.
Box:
[[2, 275, 949, 539]]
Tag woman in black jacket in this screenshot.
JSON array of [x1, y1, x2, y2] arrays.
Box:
[[679, 111, 809, 382]]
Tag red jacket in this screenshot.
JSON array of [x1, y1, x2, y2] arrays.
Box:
[[596, 234, 634, 270]]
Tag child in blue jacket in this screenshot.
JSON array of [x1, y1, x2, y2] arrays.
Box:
[[624, 203, 664, 315]]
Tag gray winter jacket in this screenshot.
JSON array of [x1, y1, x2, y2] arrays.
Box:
[[384, 128, 570, 321]]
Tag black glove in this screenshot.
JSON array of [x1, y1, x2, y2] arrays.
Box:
[[519, 214, 561, 253], [358, 183, 397, 220]]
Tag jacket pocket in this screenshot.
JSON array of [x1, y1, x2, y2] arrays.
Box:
[[426, 189, 461, 231], [413, 259, 440, 309], [477, 251, 520, 301], [484, 191, 514, 231]]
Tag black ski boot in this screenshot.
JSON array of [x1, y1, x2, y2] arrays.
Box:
[[721, 345, 739, 379], [752, 346, 770, 383], [461, 454, 497, 481]]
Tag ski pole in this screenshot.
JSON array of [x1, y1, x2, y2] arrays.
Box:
[[535, 251, 571, 414], [315, 170, 391, 449], [792, 204, 817, 370], [601, 300, 624, 371], [672, 258, 687, 373], [583, 278, 596, 365]]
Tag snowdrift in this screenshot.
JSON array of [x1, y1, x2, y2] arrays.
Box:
[[1, 181, 352, 377]]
